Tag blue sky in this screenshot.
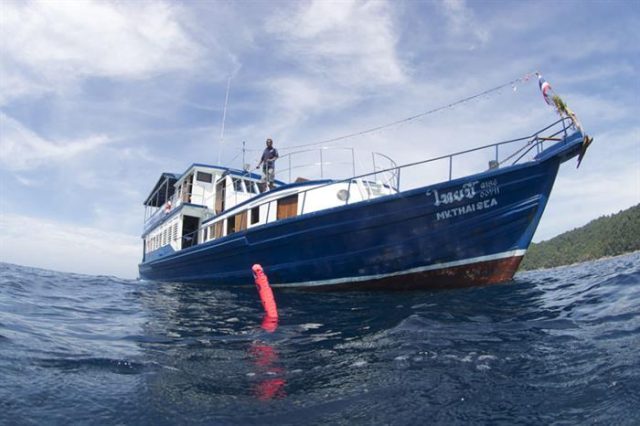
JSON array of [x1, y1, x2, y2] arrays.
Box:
[[1, 0, 638, 278]]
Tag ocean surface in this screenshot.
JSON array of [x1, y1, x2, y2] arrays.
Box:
[[1, 252, 639, 425]]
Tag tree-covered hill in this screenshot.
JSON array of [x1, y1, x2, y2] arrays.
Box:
[[519, 203, 640, 270]]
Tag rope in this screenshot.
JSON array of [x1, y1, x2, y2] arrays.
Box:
[[279, 72, 535, 151]]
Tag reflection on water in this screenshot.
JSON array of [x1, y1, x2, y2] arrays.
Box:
[[250, 315, 286, 400]]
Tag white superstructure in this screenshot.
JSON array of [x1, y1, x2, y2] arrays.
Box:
[[141, 155, 397, 262]]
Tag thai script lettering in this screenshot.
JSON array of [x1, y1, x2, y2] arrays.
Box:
[[428, 181, 479, 207]]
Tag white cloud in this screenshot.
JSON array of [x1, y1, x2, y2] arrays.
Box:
[[249, 1, 410, 145], [0, 112, 110, 171], [440, 0, 489, 48], [267, 0, 405, 87], [259, 76, 359, 135], [0, 213, 140, 278], [0, 0, 202, 103]]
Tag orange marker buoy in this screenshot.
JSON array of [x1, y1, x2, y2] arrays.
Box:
[[252, 264, 278, 319], [261, 315, 278, 333]]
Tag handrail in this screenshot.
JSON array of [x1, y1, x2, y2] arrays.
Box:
[[277, 147, 395, 183], [145, 117, 577, 253], [240, 117, 575, 224], [291, 117, 572, 194]]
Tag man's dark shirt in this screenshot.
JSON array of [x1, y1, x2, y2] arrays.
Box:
[[261, 147, 279, 169]]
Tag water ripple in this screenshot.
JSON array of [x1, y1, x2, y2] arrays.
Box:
[[1, 252, 639, 424]]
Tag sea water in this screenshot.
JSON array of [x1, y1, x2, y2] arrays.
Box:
[[1, 252, 639, 425]]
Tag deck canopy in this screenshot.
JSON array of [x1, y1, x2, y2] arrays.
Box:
[[144, 172, 179, 207]]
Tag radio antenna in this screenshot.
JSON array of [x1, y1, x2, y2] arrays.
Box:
[[217, 75, 232, 165]]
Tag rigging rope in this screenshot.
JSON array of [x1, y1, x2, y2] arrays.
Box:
[[277, 72, 536, 151]]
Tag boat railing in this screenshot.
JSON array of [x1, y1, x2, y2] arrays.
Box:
[[143, 188, 212, 233], [276, 147, 398, 186], [253, 117, 575, 221], [166, 117, 575, 247]]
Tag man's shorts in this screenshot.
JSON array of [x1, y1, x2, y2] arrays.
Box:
[[262, 167, 275, 184]]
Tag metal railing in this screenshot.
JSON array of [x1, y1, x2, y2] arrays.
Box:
[[147, 118, 575, 252], [242, 117, 574, 223], [276, 147, 398, 184]]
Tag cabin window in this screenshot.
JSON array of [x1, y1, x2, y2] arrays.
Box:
[[277, 195, 298, 220], [245, 180, 258, 194], [227, 216, 235, 234], [226, 212, 247, 235], [196, 172, 213, 183], [232, 178, 244, 192], [251, 206, 260, 225]]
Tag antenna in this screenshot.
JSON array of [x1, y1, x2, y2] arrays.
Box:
[[217, 76, 232, 165], [242, 141, 247, 171]]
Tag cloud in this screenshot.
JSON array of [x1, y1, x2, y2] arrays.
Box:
[[439, 0, 489, 48], [0, 0, 202, 103], [0, 213, 140, 278], [0, 113, 110, 171], [245, 1, 409, 141], [267, 0, 405, 88], [258, 76, 359, 135]]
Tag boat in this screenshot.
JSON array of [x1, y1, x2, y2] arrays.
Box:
[[138, 115, 592, 290]]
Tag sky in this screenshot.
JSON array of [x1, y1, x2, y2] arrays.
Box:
[[0, 0, 638, 279]]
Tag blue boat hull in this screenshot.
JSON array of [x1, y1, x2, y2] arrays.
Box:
[[139, 133, 584, 290]]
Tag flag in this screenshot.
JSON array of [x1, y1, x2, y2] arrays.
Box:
[[537, 73, 554, 105], [536, 72, 584, 135]]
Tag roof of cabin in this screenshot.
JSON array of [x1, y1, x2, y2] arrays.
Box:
[[143, 163, 287, 205]]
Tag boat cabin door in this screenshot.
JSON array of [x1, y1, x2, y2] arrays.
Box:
[[215, 177, 226, 214], [181, 215, 199, 249]]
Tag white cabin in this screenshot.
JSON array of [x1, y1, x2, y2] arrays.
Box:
[[141, 154, 398, 262]]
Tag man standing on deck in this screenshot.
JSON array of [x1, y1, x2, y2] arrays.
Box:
[[257, 138, 279, 191]]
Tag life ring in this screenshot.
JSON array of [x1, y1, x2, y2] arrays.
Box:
[[164, 200, 172, 213]]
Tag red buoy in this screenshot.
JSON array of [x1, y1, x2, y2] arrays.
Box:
[[252, 264, 278, 319]]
